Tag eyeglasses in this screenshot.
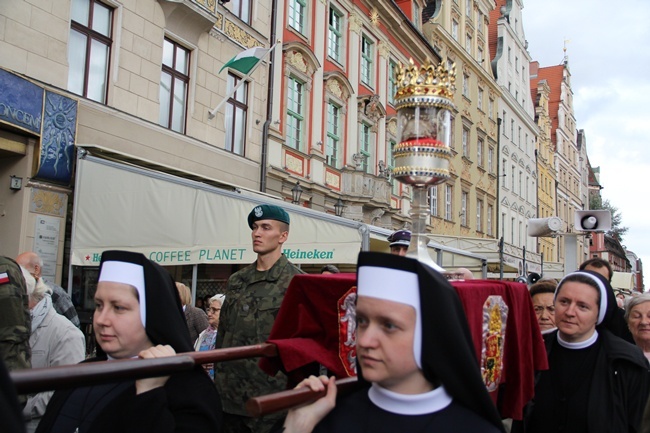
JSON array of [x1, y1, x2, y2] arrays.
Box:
[[533, 305, 555, 315], [207, 308, 221, 314]]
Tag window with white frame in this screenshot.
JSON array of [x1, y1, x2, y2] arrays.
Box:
[[429, 185, 438, 217], [225, 73, 248, 155], [518, 171, 522, 195], [326, 102, 341, 168], [477, 137, 484, 167], [487, 204, 493, 235], [478, 46, 484, 64], [445, 184, 453, 221], [360, 122, 373, 173], [452, 19, 459, 41], [526, 176, 529, 201], [463, 73, 469, 98], [68, 0, 113, 103], [488, 146, 494, 173], [488, 97, 494, 119], [361, 36, 374, 87], [511, 165, 515, 190], [461, 191, 468, 226], [462, 127, 469, 158], [477, 199, 483, 232], [328, 6, 343, 63], [388, 60, 398, 106], [477, 87, 483, 110], [465, 33, 472, 54], [231, 0, 251, 24], [286, 76, 305, 150], [288, 0, 306, 34], [465, 0, 471, 18], [510, 119, 515, 139], [159, 38, 190, 134], [477, 10, 483, 33]]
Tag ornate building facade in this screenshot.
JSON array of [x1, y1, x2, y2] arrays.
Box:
[[530, 58, 588, 271], [531, 73, 559, 267], [488, 0, 541, 276], [265, 0, 442, 227], [420, 0, 510, 275]]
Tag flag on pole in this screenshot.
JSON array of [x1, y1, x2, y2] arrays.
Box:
[[219, 46, 269, 74]]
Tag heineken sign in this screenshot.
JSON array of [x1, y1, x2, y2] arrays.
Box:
[[74, 246, 339, 266]]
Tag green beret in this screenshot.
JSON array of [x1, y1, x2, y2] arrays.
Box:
[[247, 204, 290, 229]]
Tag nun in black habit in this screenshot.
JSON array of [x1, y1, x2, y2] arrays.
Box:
[[282, 252, 504, 433], [35, 250, 222, 433], [522, 270, 649, 433]]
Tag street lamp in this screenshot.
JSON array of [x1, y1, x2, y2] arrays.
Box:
[[291, 181, 303, 204], [334, 198, 345, 217]]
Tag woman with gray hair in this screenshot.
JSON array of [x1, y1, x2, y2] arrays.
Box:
[[625, 293, 650, 361], [194, 294, 226, 379], [21, 267, 85, 433]]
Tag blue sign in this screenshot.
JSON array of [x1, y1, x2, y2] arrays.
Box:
[[36, 91, 78, 185], [0, 68, 44, 134]]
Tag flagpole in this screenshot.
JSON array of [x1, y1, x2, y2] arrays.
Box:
[[208, 40, 280, 120]]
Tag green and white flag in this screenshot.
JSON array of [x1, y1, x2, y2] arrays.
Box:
[[219, 46, 269, 74]]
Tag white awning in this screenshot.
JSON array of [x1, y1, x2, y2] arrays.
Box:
[[70, 153, 365, 266]]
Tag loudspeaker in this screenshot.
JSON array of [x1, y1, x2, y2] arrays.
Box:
[[527, 217, 562, 237], [575, 210, 612, 232], [527, 272, 541, 286]]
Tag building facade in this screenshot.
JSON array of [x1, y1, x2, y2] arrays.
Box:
[[530, 57, 587, 273], [488, 0, 541, 277], [531, 73, 559, 267], [3, 0, 492, 305]]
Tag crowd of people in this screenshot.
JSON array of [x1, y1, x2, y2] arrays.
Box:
[[1, 206, 650, 433]]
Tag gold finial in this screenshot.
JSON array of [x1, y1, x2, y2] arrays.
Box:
[[393, 58, 456, 107]]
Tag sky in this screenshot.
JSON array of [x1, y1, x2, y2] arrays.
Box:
[[522, 0, 650, 289]]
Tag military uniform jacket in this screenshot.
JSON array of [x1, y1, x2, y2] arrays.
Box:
[[215, 254, 303, 415]]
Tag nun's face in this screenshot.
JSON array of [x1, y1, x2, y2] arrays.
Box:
[[555, 281, 599, 343], [356, 296, 431, 394], [94, 281, 153, 359]]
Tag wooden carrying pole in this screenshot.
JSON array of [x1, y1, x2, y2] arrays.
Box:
[[246, 376, 360, 417], [11, 343, 277, 395]]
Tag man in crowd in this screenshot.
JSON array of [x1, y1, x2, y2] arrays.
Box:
[[215, 204, 304, 433], [579, 257, 613, 283], [16, 252, 80, 328], [387, 229, 411, 256]]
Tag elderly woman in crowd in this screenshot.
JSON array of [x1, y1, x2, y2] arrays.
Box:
[[625, 293, 650, 361], [194, 294, 226, 379], [22, 267, 85, 433], [529, 280, 558, 334], [35, 250, 222, 433]]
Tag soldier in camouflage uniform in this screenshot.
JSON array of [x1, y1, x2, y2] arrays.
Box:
[[215, 204, 304, 433], [0, 256, 32, 407]]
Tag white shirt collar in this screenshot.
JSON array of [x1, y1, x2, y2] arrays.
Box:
[[557, 329, 599, 349], [368, 383, 452, 415]]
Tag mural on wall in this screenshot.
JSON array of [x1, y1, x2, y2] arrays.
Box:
[[35, 91, 78, 185], [0, 69, 78, 185]]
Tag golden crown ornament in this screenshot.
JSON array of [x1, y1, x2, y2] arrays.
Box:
[[392, 58, 456, 187]]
